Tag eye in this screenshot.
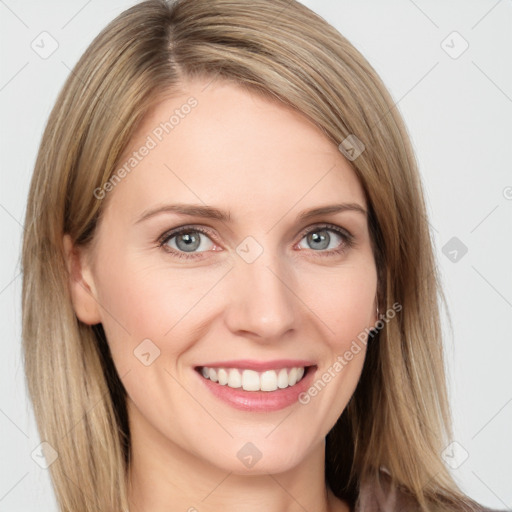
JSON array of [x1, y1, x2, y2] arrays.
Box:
[[158, 226, 218, 259], [158, 223, 354, 260], [296, 224, 353, 256]]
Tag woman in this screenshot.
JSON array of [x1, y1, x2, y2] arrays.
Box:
[[21, 0, 505, 511]]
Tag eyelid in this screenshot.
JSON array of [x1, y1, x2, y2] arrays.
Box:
[[297, 222, 353, 241], [158, 224, 218, 244]]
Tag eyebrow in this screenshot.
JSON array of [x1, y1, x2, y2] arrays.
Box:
[[135, 202, 367, 224]]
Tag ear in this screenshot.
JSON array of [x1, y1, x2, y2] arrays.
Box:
[[63, 234, 102, 325]]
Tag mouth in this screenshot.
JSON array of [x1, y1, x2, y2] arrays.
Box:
[[195, 365, 313, 391], [193, 362, 317, 412]]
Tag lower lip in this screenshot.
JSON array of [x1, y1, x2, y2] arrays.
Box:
[[195, 366, 317, 412]]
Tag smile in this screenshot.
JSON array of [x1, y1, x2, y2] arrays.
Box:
[[199, 366, 307, 391], [194, 360, 317, 412]]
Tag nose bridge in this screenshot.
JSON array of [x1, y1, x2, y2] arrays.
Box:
[[224, 240, 298, 339]]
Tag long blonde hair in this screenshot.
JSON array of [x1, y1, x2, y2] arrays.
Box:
[[22, 1, 482, 510]]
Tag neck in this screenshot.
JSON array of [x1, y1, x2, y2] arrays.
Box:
[[126, 399, 349, 512]]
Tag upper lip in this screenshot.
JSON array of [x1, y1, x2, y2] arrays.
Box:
[[195, 359, 316, 371]]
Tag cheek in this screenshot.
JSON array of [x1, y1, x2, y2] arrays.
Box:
[[306, 262, 377, 344], [92, 259, 210, 430], [92, 252, 227, 373], [302, 261, 375, 393], [95, 255, 200, 331], [295, 268, 375, 426]]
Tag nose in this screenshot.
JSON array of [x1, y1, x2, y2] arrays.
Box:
[[222, 248, 299, 342]]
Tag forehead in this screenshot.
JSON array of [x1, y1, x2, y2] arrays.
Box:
[[104, 79, 366, 223]]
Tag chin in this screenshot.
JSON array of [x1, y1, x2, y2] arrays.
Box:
[[195, 431, 316, 476]]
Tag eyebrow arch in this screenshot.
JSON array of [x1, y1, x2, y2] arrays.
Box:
[[135, 202, 367, 224], [297, 203, 367, 221], [135, 203, 231, 224]]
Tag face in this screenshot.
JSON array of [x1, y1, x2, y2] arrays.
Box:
[[68, 78, 378, 475]]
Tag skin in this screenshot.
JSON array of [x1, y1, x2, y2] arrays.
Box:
[[64, 78, 378, 512]]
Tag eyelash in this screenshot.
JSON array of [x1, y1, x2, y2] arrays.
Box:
[[157, 223, 354, 260]]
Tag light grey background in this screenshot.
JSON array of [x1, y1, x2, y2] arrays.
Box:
[[1, 0, 511, 510]]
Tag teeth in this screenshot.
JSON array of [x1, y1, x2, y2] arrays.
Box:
[[260, 370, 278, 391], [242, 370, 260, 391], [228, 368, 242, 388], [277, 368, 288, 389], [288, 367, 298, 386], [199, 366, 307, 391], [217, 368, 228, 385]]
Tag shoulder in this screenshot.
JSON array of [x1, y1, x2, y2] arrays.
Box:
[[355, 469, 419, 512], [354, 468, 508, 512]]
